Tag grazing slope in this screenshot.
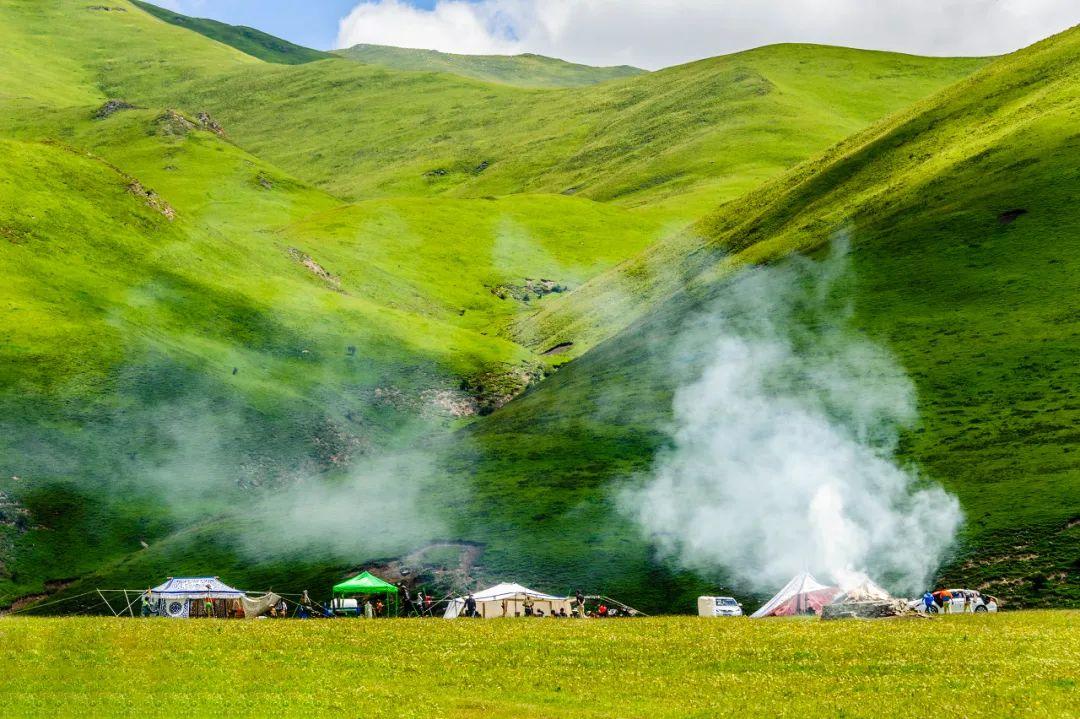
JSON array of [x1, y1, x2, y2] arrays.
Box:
[[4, 0, 1072, 613], [146, 44, 986, 220], [130, 0, 330, 65], [464, 25, 1080, 609], [335, 44, 646, 88]]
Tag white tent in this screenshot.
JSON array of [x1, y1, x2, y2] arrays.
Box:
[[750, 572, 841, 618], [444, 583, 572, 619]]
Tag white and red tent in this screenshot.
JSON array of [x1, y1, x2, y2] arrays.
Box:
[[750, 572, 841, 618]]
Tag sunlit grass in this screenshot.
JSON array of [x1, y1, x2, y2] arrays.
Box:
[[0, 613, 1076, 717]]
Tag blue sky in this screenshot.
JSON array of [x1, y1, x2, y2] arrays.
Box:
[[151, 1, 1078, 71], [153, 1, 437, 50]]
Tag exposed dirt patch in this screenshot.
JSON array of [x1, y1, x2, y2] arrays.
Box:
[[287, 247, 340, 289], [369, 386, 479, 418], [998, 208, 1028, 224], [360, 542, 485, 596], [542, 341, 574, 356], [86, 5, 126, 11], [421, 389, 480, 418], [127, 180, 176, 220], [94, 99, 134, 120]]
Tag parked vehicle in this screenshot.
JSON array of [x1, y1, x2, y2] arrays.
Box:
[[910, 589, 998, 614], [698, 596, 744, 617]]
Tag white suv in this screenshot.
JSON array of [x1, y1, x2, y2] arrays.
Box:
[[698, 596, 744, 617], [913, 589, 998, 614]]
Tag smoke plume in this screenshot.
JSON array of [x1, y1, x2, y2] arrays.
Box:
[[621, 242, 962, 594]]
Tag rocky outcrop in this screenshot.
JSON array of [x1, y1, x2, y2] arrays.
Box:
[[94, 99, 134, 119], [127, 180, 176, 220], [197, 111, 225, 136], [821, 599, 915, 620], [156, 109, 196, 136], [491, 278, 567, 302]]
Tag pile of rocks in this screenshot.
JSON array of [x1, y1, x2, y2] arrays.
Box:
[[821, 599, 915, 620]]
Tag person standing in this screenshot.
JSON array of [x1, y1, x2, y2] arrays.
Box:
[[140, 589, 153, 617], [523, 594, 535, 617], [400, 583, 414, 617], [464, 593, 478, 618], [364, 598, 374, 619], [923, 591, 935, 614], [575, 590, 585, 618]]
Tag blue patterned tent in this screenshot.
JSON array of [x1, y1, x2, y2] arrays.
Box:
[[149, 576, 246, 618]]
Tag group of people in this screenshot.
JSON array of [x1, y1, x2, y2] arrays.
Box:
[[398, 583, 437, 617]]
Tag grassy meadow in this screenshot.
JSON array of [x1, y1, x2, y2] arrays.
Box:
[[0, 613, 1077, 717]]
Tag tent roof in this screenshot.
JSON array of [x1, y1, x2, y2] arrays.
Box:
[[332, 571, 397, 594], [460, 582, 567, 601], [750, 572, 840, 618], [443, 582, 569, 618], [150, 576, 244, 598]]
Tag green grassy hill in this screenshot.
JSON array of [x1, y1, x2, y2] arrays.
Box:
[[458, 25, 1080, 609], [2, 0, 1073, 613], [335, 44, 645, 88], [145, 44, 986, 221], [130, 1, 330, 65]]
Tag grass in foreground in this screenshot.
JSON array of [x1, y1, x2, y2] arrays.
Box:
[[0, 613, 1076, 717]]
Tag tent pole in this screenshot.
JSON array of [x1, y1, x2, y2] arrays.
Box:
[[122, 589, 136, 617], [97, 589, 118, 617]]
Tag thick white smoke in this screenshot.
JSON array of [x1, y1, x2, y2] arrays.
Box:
[[622, 243, 962, 594]]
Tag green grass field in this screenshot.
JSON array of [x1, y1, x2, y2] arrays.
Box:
[[0, 613, 1076, 717]]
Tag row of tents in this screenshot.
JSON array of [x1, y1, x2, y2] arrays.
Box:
[[141, 573, 638, 620], [141, 570, 888, 621]]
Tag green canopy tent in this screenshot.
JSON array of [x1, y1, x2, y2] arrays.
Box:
[[332, 571, 399, 617]]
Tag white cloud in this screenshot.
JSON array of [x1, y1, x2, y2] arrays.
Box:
[[337, 0, 1078, 69]]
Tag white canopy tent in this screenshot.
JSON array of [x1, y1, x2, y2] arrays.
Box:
[[444, 583, 572, 619], [750, 572, 841, 618]]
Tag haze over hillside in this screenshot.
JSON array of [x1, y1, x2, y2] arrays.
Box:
[[335, 44, 646, 88], [0, 0, 1075, 612]]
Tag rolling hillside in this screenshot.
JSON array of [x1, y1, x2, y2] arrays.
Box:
[[455, 25, 1080, 609], [3, 0, 1074, 613], [336, 44, 645, 88], [130, 1, 330, 65]]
